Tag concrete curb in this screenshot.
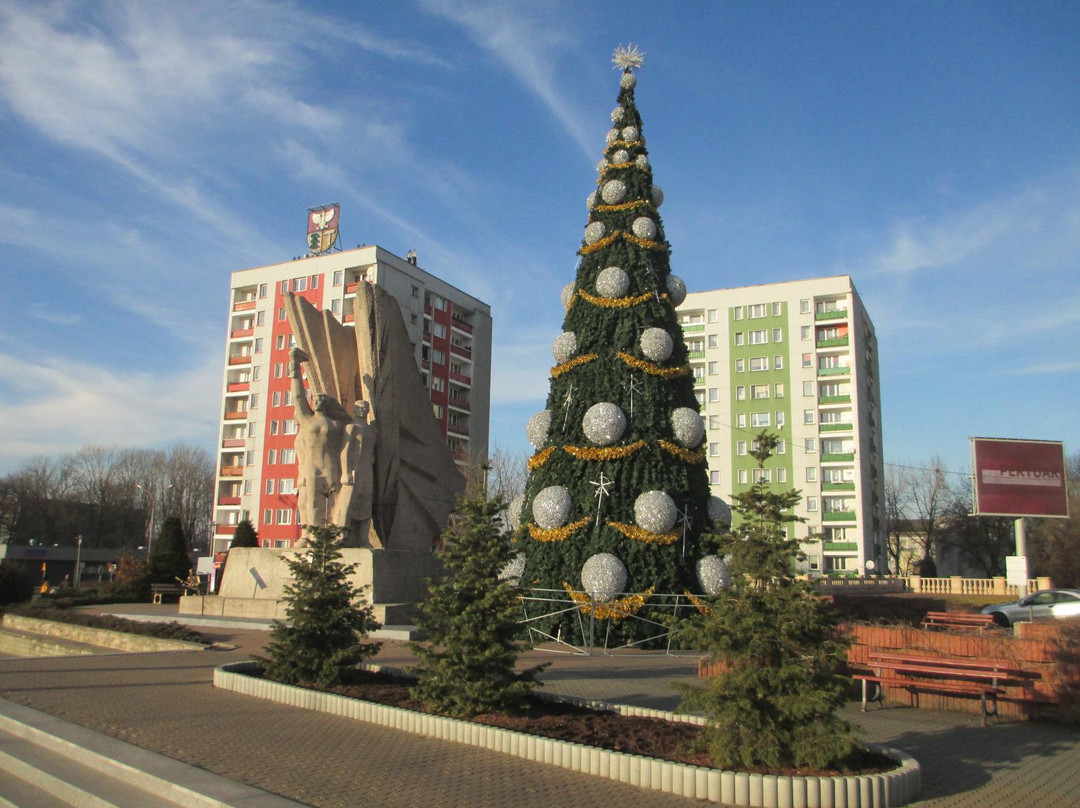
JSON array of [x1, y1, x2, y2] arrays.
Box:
[[0, 697, 308, 808], [2, 614, 206, 653], [216, 661, 921, 807]]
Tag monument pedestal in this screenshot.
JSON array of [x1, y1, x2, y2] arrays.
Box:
[[179, 546, 439, 626]]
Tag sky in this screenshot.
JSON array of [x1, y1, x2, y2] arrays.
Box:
[[0, 0, 1077, 480]]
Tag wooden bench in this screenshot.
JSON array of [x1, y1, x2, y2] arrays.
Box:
[[853, 650, 1038, 726], [150, 583, 185, 605], [920, 611, 997, 631]]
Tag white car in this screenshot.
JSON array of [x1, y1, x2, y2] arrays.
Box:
[[980, 589, 1080, 627]]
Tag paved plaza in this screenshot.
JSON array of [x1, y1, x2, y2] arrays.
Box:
[[1, 606, 1077, 807]]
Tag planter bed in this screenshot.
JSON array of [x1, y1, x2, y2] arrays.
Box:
[[215, 661, 920, 807]]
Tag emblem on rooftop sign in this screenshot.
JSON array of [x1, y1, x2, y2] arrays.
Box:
[[307, 203, 340, 254]]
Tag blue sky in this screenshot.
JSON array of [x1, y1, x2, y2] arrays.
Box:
[[0, 0, 1077, 478]]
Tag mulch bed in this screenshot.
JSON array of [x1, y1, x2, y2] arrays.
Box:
[[304, 669, 894, 777]]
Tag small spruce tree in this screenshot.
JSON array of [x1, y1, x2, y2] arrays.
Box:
[[261, 524, 381, 686], [677, 432, 861, 771], [230, 519, 259, 548], [411, 496, 545, 717], [149, 516, 190, 584]]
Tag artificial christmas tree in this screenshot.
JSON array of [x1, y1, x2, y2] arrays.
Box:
[[515, 47, 727, 644]]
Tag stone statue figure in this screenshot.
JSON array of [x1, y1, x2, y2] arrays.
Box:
[[334, 400, 378, 546], [290, 347, 350, 530], [283, 283, 464, 552]]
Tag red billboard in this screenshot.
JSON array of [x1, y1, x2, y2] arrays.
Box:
[[971, 438, 1069, 518]]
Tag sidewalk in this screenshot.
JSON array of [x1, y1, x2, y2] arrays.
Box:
[[1, 607, 1078, 807]]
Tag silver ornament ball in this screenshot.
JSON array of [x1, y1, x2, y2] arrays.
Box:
[[582, 402, 627, 446], [532, 485, 572, 530], [651, 185, 664, 207], [611, 149, 630, 164], [595, 266, 630, 298], [707, 496, 732, 528], [611, 106, 625, 123], [507, 495, 525, 531], [584, 221, 606, 245], [671, 407, 705, 448], [621, 72, 637, 90], [621, 125, 639, 142], [586, 191, 597, 210], [581, 553, 628, 602], [634, 490, 677, 534], [635, 154, 649, 169], [525, 409, 552, 450], [601, 179, 627, 205], [697, 555, 731, 596], [639, 327, 673, 362], [632, 216, 657, 240], [499, 552, 526, 583], [561, 281, 576, 311], [666, 275, 687, 307], [597, 158, 609, 174], [552, 331, 578, 364]]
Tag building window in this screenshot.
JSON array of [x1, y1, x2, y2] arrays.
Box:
[[737, 441, 747, 455], [431, 349, 446, 365], [775, 382, 785, 398], [280, 479, 296, 494], [772, 302, 782, 316], [280, 448, 295, 464], [276, 335, 285, 350], [707, 415, 721, 429], [266, 479, 275, 494], [753, 468, 771, 483], [708, 334, 718, 349], [432, 403, 444, 419], [733, 307, 744, 320], [331, 299, 341, 316], [806, 467, 818, 482], [708, 388, 720, 402], [749, 329, 767, 344], [242, 479, 253, 495], [708, 309, 718, 323], [431, 376, 445, 392], [748, 304, 766, 319], [738, 469, 749, 484], [709, 442, 720, 456], [283, 419, 297, 435], [804, 409, 815, 424], [735, 359, 745, 372], [433, 322, 447, 339], [268, 449, 277, 464], [736, 386, 745, 400], [750, 384, 769, 400], [749, 357, 769, 371], [803, 381, 814, 396], [772, 328, 783, 343], [292, 278, 307, 292], [272, 391, 281, 407], [277, 509, 293, 525], [774, 355, 783, 370], [333, 270, 343, 286], [737, 414, 747, 428], [270, 420, 279, 436], [253, 338, 264, 353], [777, 439, 786, 454], [273, 363, 282, 378], [805, 438, 817, 453], [776, 411, 785, 427], [277, 307, 286, 322], [751, 412, 770, 427], [707, 361, 719, 375], [710, 470, 721, 484], [777, 468, 787, 483], [249, 394, 259, 409], [311, 275, 319, 289], [801, 353, 813, 368], [256, 310, 266, 326], [264, 508, 273, 525], [800, 299, 811, 314], [801, 325, 812, 340], [284, 391, 292, 406], [734, 332, 745, 346], [258, 283, 268, 299], [281, 280, 289, 293]]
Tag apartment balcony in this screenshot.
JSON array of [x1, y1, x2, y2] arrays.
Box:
[[228, 355, 252, 365], [817, 366, 849, 377], [819, 423, 853, 432], [221, 437, 245, 448], [822, 541, 859, 552], [230, 328, 254, 339], [452, 451, 471, 464], [448, 397, 471, 412], [218, 496, 241, 506], [821, 452, 855, 463], [226, 382, 250, 393], [422, 329, 431, 343], [344, 281, 359, 294], [447, 423, 470, 437], [687, 350, 706, 359], [450, 317, 473, 335], [816, 337, 850, 349], [215, 524, 237, 536], [449, 371, 471, 386], [424, 304, 433, 316], [422, 359, 431, 371], [822, 511, 857, 522], [233, 300, 257, 312], [343, 313, 355, 324], [819, 395, 851, 405], [815, 309, 848, 321], [822, 482, 856, 492], [220, 465, 244, 477], [223, 411, 248, 421], [450, 343, 472, 359], [682, 324, 705, 333]]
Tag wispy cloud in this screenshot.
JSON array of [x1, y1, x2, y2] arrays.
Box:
[[415, 0, 594, 159], [1001, 361, 1080, 376], [0, 346, 221, 474]]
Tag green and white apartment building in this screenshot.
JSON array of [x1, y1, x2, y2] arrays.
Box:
[[677, 276, 886, 576]]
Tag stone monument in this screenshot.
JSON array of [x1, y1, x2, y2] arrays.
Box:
[[181, 282, 465, 625]]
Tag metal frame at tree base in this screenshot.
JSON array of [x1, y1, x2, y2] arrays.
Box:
[[518, 588, 702, 656]]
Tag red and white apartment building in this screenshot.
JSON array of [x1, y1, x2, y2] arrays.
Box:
[[212, 245, 492, 552]]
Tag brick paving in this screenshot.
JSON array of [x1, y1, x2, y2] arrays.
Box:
[[1, 610, 1078, 807]]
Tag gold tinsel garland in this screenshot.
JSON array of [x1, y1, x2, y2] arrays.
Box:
[[550, 353, 598, 378], [527, 516, 592, 543], [563, 583, 656, 621], [685, 591, 712, 616], [580, 230, 668, 256], [527, 447, 556, 471], [594, 199, 653, 213], [577, 288, 659, 309], [657, 439, 707, 464], [580, 232, 619, 254], [615, 351, 690, 379], [608, 521, 680, 545], [562, 440, 646, 461]]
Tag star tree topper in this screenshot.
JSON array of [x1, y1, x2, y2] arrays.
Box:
[[612, 44, 644, 72]]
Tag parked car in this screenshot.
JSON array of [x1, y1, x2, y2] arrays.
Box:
[[980, 589, 1080, 627]]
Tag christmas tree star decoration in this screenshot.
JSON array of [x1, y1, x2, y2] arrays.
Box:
[[590, 472, 613, 526], [624, 374, 643, 419], [562, 383, 574, 427], [612, 44, 645, 71], [678, 505, 693, 557]]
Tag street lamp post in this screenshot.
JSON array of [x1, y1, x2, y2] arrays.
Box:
[[74, 535, 83, 588]]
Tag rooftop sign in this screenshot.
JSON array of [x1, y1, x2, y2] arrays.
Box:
[[971, 437, 1069, 518]]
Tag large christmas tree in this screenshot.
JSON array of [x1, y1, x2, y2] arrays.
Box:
[[515, 47, 727, 643]]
